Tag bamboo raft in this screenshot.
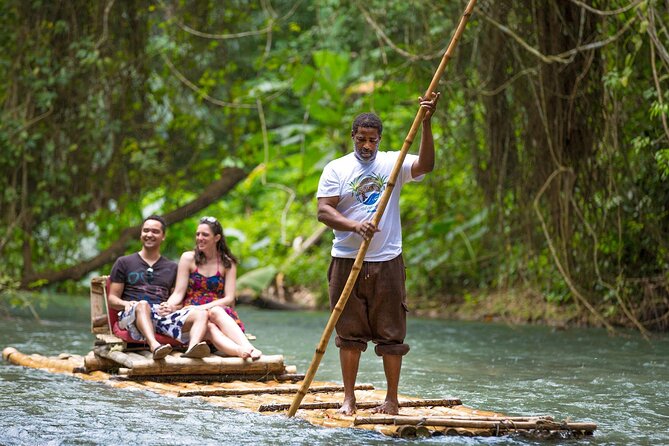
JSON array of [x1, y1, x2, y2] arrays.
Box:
[[1, 346, 596, 439], [1, 277, 597, 439]]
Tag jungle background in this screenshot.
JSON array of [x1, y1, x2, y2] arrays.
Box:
[[1, 0, 668, 335]]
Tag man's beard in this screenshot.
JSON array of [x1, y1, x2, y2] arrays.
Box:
[[354, 144, 378, 164]]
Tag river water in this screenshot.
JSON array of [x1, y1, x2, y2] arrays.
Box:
[[0, 297, 667, 445]]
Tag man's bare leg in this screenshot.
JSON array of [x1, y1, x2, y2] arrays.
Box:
[[134, 302, 161, 352], [338, 349, 361, 415], [182, 308, 208, 350], [372, 354, 402, 415]]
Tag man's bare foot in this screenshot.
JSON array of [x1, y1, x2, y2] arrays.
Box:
[[148, 341, 162, 354], [371, 400, 399, 415], [337, 398, 357, 416]]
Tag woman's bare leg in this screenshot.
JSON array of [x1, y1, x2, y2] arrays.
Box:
[[206, 322, 249, 357], [208, 307, 261, 358]]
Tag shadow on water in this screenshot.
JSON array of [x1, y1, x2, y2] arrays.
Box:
[[1, 296, 668, 445]]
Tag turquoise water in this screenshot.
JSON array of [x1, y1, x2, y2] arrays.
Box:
[[0, 297, 667, 445]]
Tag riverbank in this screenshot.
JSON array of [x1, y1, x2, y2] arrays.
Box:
[[411, 288, 587, 329], [278, 285, 602, 330], [1, 286, 661, 334], [415, 286, 669, 334]]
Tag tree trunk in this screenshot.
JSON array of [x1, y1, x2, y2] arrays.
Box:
[[20, 167, 247, 288]]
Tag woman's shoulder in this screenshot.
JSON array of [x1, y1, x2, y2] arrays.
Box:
[[223, 259, 237, 274], [179, 250, 197, 264]]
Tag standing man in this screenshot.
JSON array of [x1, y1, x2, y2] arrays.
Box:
[[108, 215, 210, 359], [316, 92, 440, 415]]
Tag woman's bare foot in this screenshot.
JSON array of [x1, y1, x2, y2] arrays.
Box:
[[337, 397, 356, 416], [237, 346, 251, 359], [238, 346, 262, 360]]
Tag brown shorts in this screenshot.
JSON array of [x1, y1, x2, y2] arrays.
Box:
[[328, 254, 410, 356]]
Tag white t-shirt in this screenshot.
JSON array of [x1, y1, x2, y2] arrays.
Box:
[[317, 151, 422, 261]]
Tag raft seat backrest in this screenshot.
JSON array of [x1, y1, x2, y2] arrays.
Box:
[[105, 276, 184, 347]]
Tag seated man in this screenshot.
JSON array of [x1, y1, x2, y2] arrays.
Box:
[[107, 215, 211, 359]]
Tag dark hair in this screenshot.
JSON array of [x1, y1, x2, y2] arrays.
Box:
[[143, 215, 167, 233], [194, 216, 238, 268], [351, 113, 383, 137]]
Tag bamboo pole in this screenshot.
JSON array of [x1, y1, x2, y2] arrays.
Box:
[[95, 348, 136, 369], [2, 347, 83, 373], [354, 415, 553, 425], [111, 372, 305, 382], [264, 398, 461, 413], [123, 354, 286, 376], [353, 416, 597, 432], [83, 351, 118, 372], [395, 425, 431, 439], [287, 0, 479, 418], [178, 383, 374, 397]]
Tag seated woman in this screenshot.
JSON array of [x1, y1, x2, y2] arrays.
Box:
[[165, 216, 261, 360]]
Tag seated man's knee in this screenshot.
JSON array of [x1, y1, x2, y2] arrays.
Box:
[[195, 309, 208, 321], [135, 300, 150, 313]]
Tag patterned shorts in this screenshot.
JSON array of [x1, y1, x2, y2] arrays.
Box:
[[118, 303, 193, 344], [155, 308, 193, 343]]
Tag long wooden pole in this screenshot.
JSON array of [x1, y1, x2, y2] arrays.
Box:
[[353, 416, 597, 432], [287, 0, 479, 418]]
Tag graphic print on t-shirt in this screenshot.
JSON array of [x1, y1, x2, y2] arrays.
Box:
[[348, 172, 388, 210], [127, 270, 148, 285]]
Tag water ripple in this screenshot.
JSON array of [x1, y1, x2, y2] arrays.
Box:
[[1, 311, 668, 445]]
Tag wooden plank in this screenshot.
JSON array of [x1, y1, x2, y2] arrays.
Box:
[[2, 348, 81, 373], [95, 344, 288, 377], [259, 398, 463, 412], [94, 333, 124, 345], [178, 383, 375, 397], [125, 354, 286, 376], [126, 352, 150, 365], [112, 372, 305, 383], [135, 350, 152, 359], [94, 347, 135, 369], [353, 416, 597, 432], [90, 276, 111, 335], [83, 352, 118, 372]]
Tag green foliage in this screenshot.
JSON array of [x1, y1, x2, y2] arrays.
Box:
[[237, 266, 279, 294], [656, 149, 669, 179], [0, 1, 668, 331]]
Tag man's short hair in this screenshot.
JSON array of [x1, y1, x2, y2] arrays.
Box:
[[351, 113, 383, 136], [142, 215, 167, 233]]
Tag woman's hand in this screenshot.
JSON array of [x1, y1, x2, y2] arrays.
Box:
[[156, 301, 180, 316]]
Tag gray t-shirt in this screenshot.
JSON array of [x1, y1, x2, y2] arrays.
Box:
[[110, 253, 177, 305]]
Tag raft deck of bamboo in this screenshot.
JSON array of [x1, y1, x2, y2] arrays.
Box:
[[3, 346, 596, 439]]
